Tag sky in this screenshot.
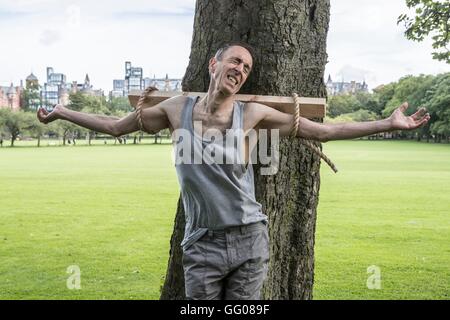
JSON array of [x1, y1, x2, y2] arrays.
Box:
[[0, 0, 447, 92]]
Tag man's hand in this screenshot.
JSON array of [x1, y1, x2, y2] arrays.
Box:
[[388, 102, 430, 131], [37, 105, 65, 124]]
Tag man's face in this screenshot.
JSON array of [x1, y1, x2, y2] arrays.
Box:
[[209, 46, 253, 96]]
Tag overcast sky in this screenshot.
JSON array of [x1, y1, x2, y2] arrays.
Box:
[[0, 0, 447, 92]]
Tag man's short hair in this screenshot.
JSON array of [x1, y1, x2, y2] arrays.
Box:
[[214, 41, 256, 65]]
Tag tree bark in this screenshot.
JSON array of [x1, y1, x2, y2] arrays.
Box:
[[160, 0, 329, 300]]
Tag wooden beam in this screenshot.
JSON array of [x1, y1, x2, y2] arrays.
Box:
[[128, 90, 326, 118]]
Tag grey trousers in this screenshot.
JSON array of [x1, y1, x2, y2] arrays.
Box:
[[182, 221, 270, 300]]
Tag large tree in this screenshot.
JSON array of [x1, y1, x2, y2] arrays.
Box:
[[160, 0, 330, 300], [397, 0, 450, 64]]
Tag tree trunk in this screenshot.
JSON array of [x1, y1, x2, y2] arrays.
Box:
[[160, 0, 329, 300], [37, 136, 41, 147]]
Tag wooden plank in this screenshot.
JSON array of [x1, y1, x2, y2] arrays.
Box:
[[128, 90, 326, 118]]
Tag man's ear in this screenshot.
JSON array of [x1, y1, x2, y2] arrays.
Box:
[[209, 57, 217, 75]]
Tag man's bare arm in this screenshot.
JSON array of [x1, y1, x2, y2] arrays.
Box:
[[256, 102, 430, 142], [37, 100, 170, 137]]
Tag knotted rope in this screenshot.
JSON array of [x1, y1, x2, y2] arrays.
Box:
[[291, 93, 338, 173], [135, 86, 159, 133]]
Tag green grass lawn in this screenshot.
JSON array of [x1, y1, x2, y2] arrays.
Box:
[[0, 140, 448, 299], [316, 140, 449, 299]]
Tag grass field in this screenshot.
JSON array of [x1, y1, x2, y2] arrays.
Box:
[[0, 140, 448, 299]]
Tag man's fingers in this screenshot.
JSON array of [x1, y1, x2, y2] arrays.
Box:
[[416, 113, 430, 126], [411, 107, 427, 120], [399, 102, 409, 113], [37, 108, 49, 123]]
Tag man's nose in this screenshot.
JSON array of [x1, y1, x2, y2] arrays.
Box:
[[233, 63, 244, 73]]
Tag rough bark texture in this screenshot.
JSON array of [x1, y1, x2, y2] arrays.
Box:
[[159, 198, 186, 299], [160, 0, 329, 300]]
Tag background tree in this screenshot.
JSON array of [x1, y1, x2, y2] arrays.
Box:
[[381, 74, 435, 140], [20, 88, 42, 112], [56, 120, 78, 146], [80, 96, 113, 145], [23, 112, 47, 147], [326, 109, 378, 124], [68, 92, 115, 144], [381, 75, 434, 116], [398, 0, 450, 63], [68, 92, 88, 112], [427, 73, 450, 142], [354, 92, 383, 116], [373, 82, 397, 114], [161, 0, 329, 300], [327, 94, 362, 117], [69, 92, 110, 114], [0, 109, 6, 146], [0, 109, 27, 147], [108, 96, 134, 114]]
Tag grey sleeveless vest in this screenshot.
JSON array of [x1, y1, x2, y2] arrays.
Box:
[[174, 96, 267, 250]]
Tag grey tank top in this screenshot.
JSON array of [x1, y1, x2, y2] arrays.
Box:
[[174, 96, 267, 250]]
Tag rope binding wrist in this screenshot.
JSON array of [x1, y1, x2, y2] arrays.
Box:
[[135, 86, 159, 134], [291, 92, 338, 173]]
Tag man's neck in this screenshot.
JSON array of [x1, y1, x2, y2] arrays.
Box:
[[201, 88, 235, 115]]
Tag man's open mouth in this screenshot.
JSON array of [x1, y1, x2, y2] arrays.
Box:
[[227, 75, 239, 86]]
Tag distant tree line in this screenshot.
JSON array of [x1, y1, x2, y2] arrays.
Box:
[[0, 92, 169, 147], [1, 73, 448, 146], [327, 73, 449, 143]]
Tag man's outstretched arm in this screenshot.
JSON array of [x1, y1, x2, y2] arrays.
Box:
[[37, 101, 169, 137], [257, 102, 430, 141]]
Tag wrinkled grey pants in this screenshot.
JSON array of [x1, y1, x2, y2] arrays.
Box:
[[182, 221, 269, 300]]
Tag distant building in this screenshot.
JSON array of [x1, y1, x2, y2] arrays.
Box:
[[125, 61, 143, 93], [326, 75, 368, 96], [26, 72, 39, 90], [41, 68, 103, 110], [111, 79, 126, 97], [25, 73, 41, 110], [147, 74, 182, 92], [41, 67, 68, 109], [72, 74, 103, 97], [0, 83, 22, 111], [110, 61, 181, 98]]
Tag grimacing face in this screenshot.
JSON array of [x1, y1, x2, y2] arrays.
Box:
[[209, 46, 253, 96]]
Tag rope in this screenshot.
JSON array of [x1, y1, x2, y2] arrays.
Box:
[[291, 93, 338, 173], [135, 86, 158, 134]]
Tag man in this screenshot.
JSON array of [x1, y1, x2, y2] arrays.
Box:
[[37, 42, 430, 300]]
